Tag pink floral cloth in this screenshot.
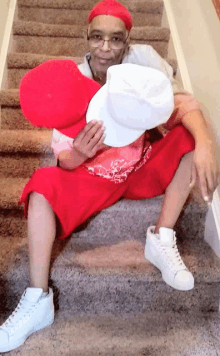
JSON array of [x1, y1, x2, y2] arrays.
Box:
[[83, 133, 152, 183]]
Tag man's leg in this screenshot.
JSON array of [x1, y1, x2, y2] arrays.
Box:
[[155, 150, 194, 233], [145, 150, 196, 291], [0, 191, 56, 353], [28, 192, 56, 291], [124, 126, 196, 291]]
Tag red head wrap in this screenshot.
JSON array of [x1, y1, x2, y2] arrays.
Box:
[[88, 0, 133, 31]]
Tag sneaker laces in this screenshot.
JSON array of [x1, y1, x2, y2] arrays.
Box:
[[159, 233, 187, 272], [1, 293, 38, 335]]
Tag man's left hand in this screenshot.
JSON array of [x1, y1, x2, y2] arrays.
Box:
[[190, 139, 220, 202]]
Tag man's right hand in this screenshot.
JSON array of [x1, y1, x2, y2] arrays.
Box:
[[73, 120, 105, 159]]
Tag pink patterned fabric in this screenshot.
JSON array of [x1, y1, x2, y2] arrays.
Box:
[[83, 133, 152, 183]]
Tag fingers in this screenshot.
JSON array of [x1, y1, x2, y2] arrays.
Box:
[[189, 163, 197, 188], [205, 161, 220, 202], [73, 120, 105, 159], [76, 120, 103, 143], [198, 166, 210, 202], [89, 132, 106, 157], [87, 123, 105, 146]]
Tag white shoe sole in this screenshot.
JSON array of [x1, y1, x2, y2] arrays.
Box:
[[145, 239, 194, 291]]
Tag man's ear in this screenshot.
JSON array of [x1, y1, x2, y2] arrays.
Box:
[[85, 27, 91, 52]]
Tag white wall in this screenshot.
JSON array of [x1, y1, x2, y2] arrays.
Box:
[[162, 0, 220, 253], [163, 0, 220, 189], [0, 0, 17, 90], [164, 0, 220, 139], [0, 0, 11, 53]]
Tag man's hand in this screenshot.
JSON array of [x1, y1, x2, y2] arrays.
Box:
[[58, 120, 106, 170], [190, 139, 220, 202], [73, 120, 105, 159], [181, 109, 220, 202]]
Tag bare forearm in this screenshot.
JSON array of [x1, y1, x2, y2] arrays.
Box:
[[182, 109, 213, 145], [58, 148, 87, 170]]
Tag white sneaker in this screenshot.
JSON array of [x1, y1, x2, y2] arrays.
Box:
[[145, 226, 194, 291], [0, 287, 54, 353]]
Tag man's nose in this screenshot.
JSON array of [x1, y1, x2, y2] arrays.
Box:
[[101, 39, 111, 51]]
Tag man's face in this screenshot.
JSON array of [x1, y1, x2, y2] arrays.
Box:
[[88, 15, 128, 78]]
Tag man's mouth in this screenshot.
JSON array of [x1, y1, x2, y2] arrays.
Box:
[[97, 57, 112, 64]]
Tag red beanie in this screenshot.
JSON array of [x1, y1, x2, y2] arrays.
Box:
[[88, 0, 133, 31], [19, 59, 101, 139]]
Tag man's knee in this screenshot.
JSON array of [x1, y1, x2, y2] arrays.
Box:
[[28, 192, 48, 212], [180, 150, 195, 164]]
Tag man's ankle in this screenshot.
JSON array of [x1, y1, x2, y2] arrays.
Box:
[[29, 286, 49, 295]]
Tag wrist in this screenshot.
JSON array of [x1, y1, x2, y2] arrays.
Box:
[[59, 148, 86, 170], [71, 146, 87, 162]]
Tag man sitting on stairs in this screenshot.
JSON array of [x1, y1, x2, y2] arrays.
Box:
[[0, 0, 219, 353]]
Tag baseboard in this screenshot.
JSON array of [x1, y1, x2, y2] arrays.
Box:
[[205, 190, 220, 256], [0, 0, 17, 90]]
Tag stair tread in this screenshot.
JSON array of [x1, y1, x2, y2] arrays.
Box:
[[7, 52, 177, 72], [0, 89, 20, 106], [17, 0, 164, 12], [13, 20, 170, 41], [0, 130, 53, 153], [7, 53, 83, 68], [0, 307, 219, 355], [0, 177, 28, 209], [1, 229, 220, 283]]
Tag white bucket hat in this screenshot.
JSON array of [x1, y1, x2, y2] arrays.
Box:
[[86, 63, 174, 147]]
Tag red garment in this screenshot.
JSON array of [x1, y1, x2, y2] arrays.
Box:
[[19, 125, 195, 240]]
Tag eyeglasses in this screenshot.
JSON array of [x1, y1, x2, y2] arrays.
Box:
[[87, 31, 129, 50]]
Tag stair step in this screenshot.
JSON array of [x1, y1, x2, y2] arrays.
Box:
[[0, 130, 54, 178], [6, 53, 177, 89], [0, 309, 219, 356], [0, 130, 52, 154], [7, 53, 83, 68], [0, 89, 20, 106], [0, 177, 27, 210], [18, 8, 162, 28], [1, 107, 40, 130], [17, 0, 163, 12], [13, 21, 170, 41], [12, 21, 170, 58], [6, 53, 81, 90]]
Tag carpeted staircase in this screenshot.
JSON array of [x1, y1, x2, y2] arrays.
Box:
[[0, 0, 220, 355]]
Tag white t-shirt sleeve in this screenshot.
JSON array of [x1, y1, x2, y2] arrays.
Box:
[[123, 44, 184, 94]]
